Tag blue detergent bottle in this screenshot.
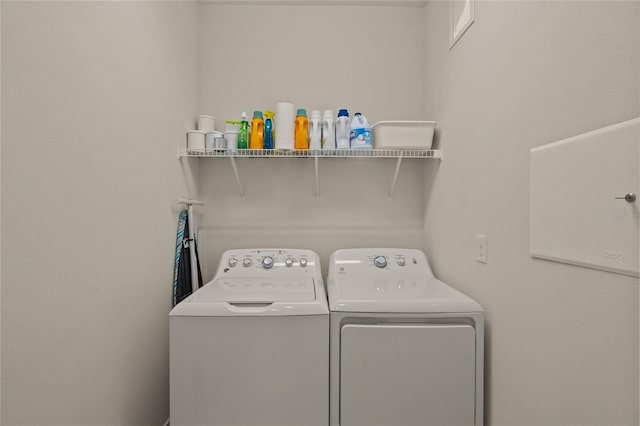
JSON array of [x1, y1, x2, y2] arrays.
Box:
[[264, 110, 274, 150]]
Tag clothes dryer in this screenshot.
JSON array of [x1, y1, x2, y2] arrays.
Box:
[[328, 248, 484, 426], [170, 248, 328, 426]]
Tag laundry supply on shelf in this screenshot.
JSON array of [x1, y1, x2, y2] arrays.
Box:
[[295, 108, 309, 150], [336, 109, 350, 150], [250, 111, 264, 149], [350, 112, 372, 149]]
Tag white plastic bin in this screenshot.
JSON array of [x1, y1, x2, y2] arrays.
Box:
[[372, 121, 436, 150]]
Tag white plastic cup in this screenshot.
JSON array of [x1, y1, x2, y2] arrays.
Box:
[[225, 121, 240, 133], [225, 131, 239, 151], [187, 130, 206, 152], [197, 115, 216, 132], [224, 121, 241, 151], [205, 131, 223, 152], [213, 137, 227, 151]]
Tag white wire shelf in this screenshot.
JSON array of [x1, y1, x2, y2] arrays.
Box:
[[178, 147, 442, 159], [177, 146, 442, 198]]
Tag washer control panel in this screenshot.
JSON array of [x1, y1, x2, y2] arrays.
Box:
[[330, 248, 431, 277], [219, 248, 319, 277]]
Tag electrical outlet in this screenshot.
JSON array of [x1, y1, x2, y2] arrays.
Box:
[[476, 235, 488, 263]]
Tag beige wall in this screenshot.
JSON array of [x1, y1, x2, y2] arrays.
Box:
[[423, 1, 640, 425], [194, 3, 429, 279], [2, 1, 639, 425], [198, 3, 426, 124], [1, 2, 198, 425]]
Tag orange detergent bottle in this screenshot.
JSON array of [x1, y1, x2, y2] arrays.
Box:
[[294, 109, 309, 150], [249, 111, 264, 149]]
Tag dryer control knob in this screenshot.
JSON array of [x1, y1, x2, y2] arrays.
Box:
[[299, 258, 308, 268], [373, 256, 387, 268], [285, 258, 294, 267], [397, 257, 406, 266], [242, 258, 253, 267], [228, 258, 238, 267], [262, 256, 274, 269]]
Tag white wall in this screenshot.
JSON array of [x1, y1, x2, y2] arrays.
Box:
[[0, 2, 3, 421], [194, 3, 429, 279], [198, 3, 427, 124], [3, 1, 637, 425], [423, 1, 639, 425], [1, 2, 198, 425]]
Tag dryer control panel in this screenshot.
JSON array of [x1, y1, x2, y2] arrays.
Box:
[[326, 248, 482, 314], [330, 248, 433, 277], [217, 248, 321, 277]]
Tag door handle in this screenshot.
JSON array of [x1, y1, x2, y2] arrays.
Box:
[[615, 193, 636, 203]]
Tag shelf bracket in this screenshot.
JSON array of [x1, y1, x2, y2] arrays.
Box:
[[314, 155, 320, 197], [177, 146, 187, 159], [389, 155, 403, 198], [229, 156, 245, 197]]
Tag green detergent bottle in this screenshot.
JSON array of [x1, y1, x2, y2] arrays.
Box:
[[238, 112, 249, 150]]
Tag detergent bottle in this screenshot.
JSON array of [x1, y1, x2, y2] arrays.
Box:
[[350, 112, 372, 149], [294, 109, 309, 150], [249, 111, 264, 149], [309, 110, 322, 151], [322, 110, 335, 150], [263, 110, 275, 150], [336, 109, 350, 150], [238, 112, 249, 150]]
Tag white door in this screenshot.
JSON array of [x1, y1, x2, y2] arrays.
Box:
[[340, 323, 476, 426]]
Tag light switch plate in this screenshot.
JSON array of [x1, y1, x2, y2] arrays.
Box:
[[476, 234, 487, 264]]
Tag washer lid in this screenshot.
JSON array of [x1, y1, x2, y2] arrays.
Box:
[[193, 277, 316, 303], [170, 276, 329, 317], [328, 276, 483, 313]]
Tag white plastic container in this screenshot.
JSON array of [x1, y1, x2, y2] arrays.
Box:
[[350, 113, 372, 149], [224, 121, 240, 151], [187, 130, 206, 152], [309, 110, 322, 150], [197, 115, 216, 132], [205, 131, 224, 153], [336, 109, 350, 150], [372, 121, 436, 150], [225, 132, 239, 151], [322, 110, 335, 150]]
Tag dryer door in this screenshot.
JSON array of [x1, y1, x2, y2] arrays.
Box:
[[340, 323, 476, 426]]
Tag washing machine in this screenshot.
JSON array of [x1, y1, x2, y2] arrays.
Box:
[[170, 248, 329, 426], [328, 248, 484, 426]]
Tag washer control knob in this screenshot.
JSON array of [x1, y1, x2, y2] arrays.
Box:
[[285, 258, 294, 267], [373, 256, 387, 268], [397, 257, 406, 266], [228, 258, 238, 267], [299, 258, 308, 268], [242, 258, 253, 267], [262, 256, 274, 269]]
